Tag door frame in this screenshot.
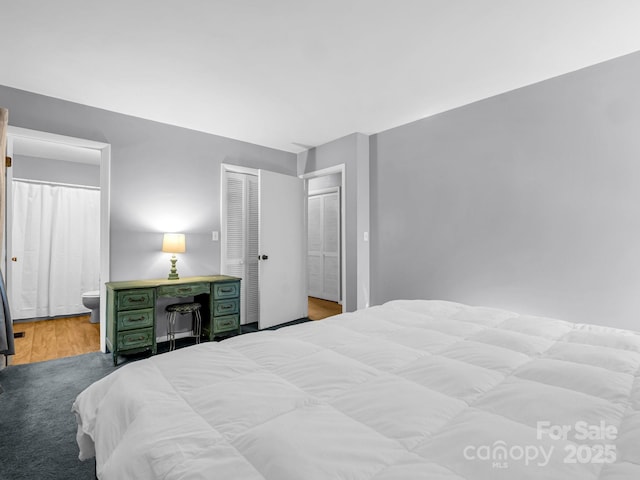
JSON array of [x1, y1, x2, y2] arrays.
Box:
[[300, 164, 347, 311], [5, 126, 111, 352]]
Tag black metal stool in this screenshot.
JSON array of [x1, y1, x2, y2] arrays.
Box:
[[165, 302, 202, 351]]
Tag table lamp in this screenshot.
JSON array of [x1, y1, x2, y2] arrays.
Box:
[[162, 233, 186, 280]]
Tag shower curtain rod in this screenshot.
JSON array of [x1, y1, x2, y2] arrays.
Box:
[[12, 177, 100, 191]]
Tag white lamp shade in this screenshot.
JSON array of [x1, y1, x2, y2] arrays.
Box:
[[162, 233, 186, 253]]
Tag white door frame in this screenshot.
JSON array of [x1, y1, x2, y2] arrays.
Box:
[[5, 126, 111, 352], [300, 164, 347, 311]]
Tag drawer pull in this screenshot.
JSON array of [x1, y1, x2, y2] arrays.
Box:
[[221, 304, 232, 310], [129, 316, 145, 322], [178, 287, 192, 293], [129, 297, 146, 303], [220, 287, 233, 293]]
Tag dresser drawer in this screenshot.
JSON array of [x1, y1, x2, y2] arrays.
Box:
[[117, 308, 154, 331], [117, 289, 154, 310], [213, 298, 239, 317], [117, 328, 154, 350], [213, 314, 239, 333], [158, 282, 210, 298], [213, 282, 240, 299]]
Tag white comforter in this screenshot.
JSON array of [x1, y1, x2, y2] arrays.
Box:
[[73, 300, 640, 479]]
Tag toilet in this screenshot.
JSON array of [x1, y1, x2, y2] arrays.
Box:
[[82, 290, 100, 324]]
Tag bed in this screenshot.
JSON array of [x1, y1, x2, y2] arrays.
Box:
[[73, 300, 640, 479]]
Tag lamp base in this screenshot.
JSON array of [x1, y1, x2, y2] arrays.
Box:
[[168, 255, 180, 280]]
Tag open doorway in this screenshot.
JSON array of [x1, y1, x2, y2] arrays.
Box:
[[10, 153, 100, 319], [5, 127, 111, 355], [303, 165, 345, 320]]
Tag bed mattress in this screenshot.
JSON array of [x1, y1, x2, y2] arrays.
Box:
[[73, 300, 640, 479]]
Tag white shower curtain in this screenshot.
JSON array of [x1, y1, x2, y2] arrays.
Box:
[[10, 180, 100, 319]]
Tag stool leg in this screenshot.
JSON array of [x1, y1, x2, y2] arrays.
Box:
[[193, 309, 202, 344], [167, 311, 176, 351]]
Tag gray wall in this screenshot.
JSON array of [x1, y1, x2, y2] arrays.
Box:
[[298, 133, 368, 311], [0, 85, 297, 283], [13, 154, 100, 186], [370, 51, 640, 330]]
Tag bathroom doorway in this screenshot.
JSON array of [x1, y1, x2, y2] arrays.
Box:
[[5, 127, 111, 352]]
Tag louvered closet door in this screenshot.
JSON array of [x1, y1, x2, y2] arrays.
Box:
[[245, 175, 259, 324], [223, 172, 259, 325], [322, 191, 340, 301], [307, 196, 323, 297], [307, 189, 341, 302]]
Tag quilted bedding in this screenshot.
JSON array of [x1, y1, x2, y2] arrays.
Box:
[[73, 300, 640, 479]]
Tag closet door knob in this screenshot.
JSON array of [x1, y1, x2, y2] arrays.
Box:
[[11, 257, 17, 262], [260, 255, 269, 260]]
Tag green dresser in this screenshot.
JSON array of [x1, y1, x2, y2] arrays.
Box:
[[209, 280, 241, 340], [106, 275, 241, 365]]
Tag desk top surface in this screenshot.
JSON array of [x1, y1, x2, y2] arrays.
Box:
[[106, 275, 240, 290]]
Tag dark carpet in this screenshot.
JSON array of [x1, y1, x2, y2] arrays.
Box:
[[0, 352, 117, 480], [0, 319, 310, 480]]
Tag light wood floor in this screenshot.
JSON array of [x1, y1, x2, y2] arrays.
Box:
[[9, 301, 339, 365], [308, 297, 342, 320], [11, 315, 100, 365]]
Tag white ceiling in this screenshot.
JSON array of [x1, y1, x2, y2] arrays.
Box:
[[3, 0, 640, 153]]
